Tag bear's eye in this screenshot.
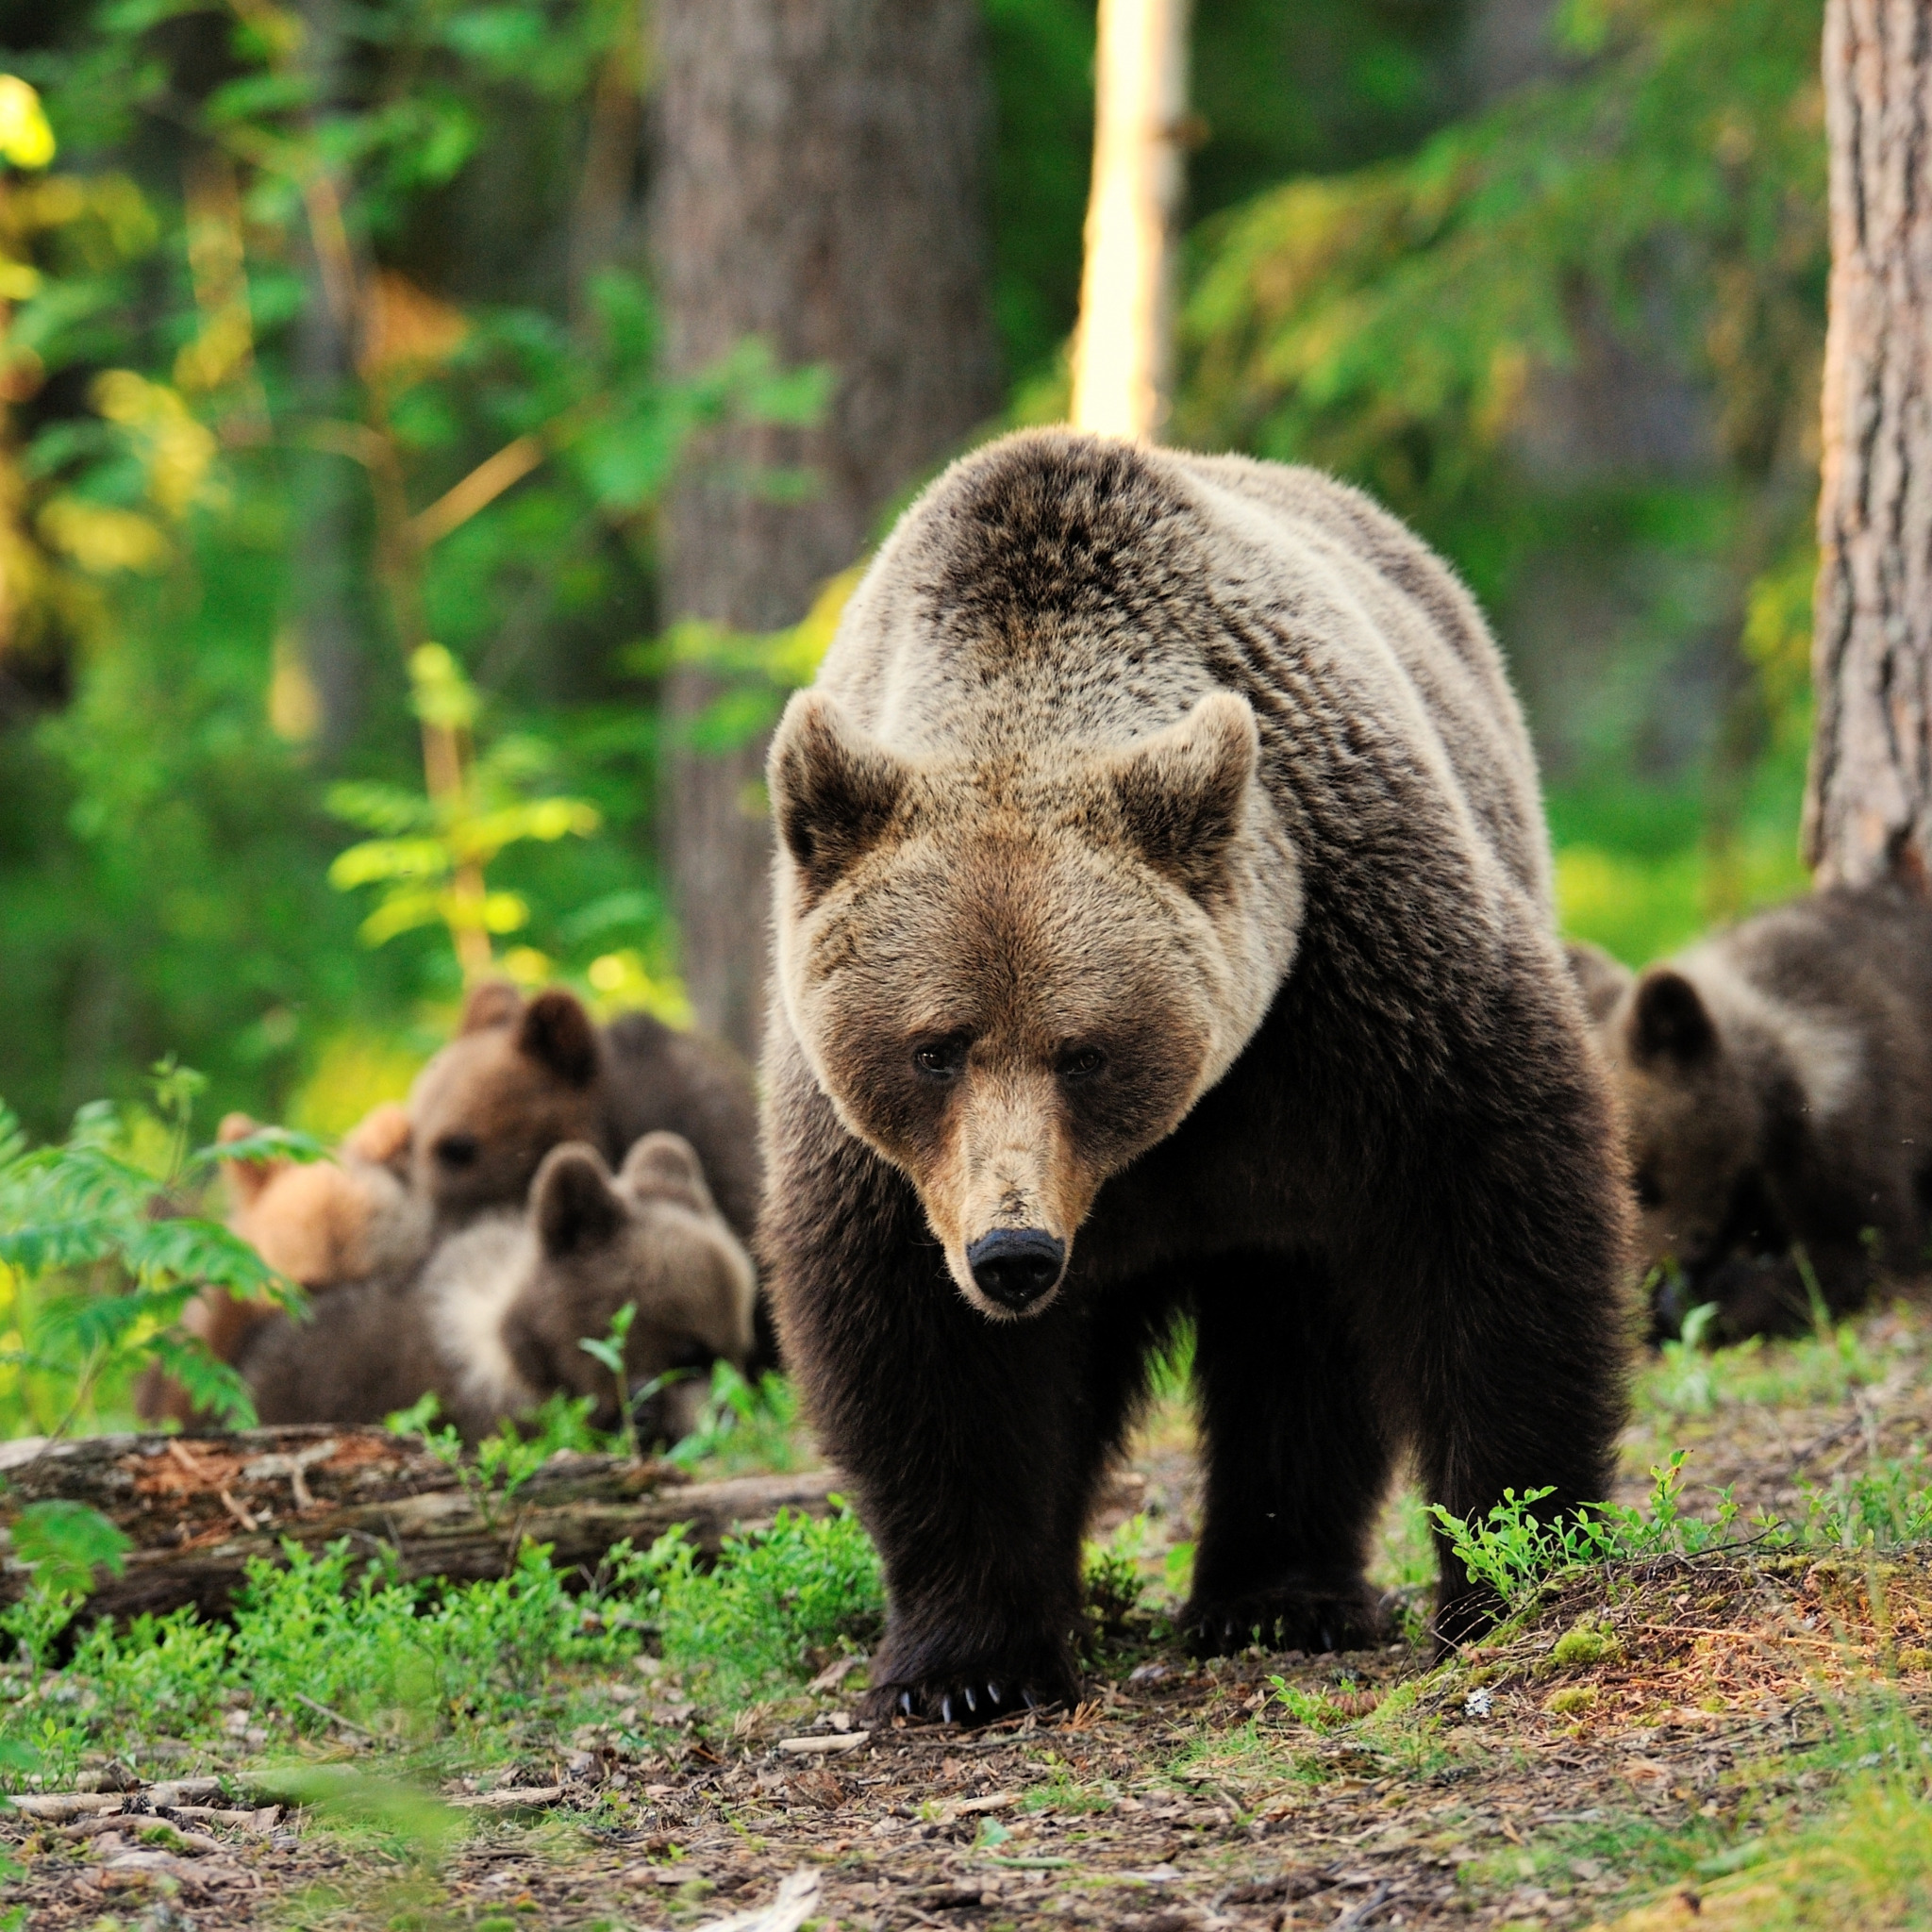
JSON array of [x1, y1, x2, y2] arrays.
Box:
[[435, 1132, 481, 1170], [911, 1037, 969, 1079], [1058, 1046, 1107, 1080], [1633, 1168, 1663, 1210]]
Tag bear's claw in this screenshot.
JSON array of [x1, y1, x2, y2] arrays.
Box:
[[1183, 1582, 1391, 1658], [864, 1667, 1069, 1729]]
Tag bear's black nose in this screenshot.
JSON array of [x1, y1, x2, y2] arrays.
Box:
[[966, 1228, 1066, 1308]]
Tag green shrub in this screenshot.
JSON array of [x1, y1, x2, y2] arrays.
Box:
[[641, 1505, 882, 1704]]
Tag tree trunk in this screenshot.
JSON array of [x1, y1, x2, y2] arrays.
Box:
[[654, 0, 998, 1059], [1070, 0, 1192, 441], [0, 1426, 841, 1624], [1804, 0, 1932, 892]]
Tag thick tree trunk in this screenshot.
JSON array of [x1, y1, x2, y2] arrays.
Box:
[[1804, 0, 1932, 891], [653, 0, 999, 1058]]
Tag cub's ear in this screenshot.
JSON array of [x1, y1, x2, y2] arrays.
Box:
[[768, 691, 911, 904], [1630, 967, 1716, 1066], [342, 1101, 411, 1171], [533, 1142, 626, 1257], [217, 1112, 278, 1205], [517, 988, 599, 1088], [1564, 941, 1634, 1028], [1108, 691, 1259, 897], [619, 1130, 714, 1212], [460, 980, 523, 1034]]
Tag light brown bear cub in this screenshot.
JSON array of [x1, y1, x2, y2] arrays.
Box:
[[136, 1104, 430, 1424], [240, 1133, 756, 1443], [760, 428, 1629, 1725], [1595, 884, 1932, 1341]]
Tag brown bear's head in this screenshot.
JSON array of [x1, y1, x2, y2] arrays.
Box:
[[409, 983, 605, 1227], [1600, 965, 1762, 1283], [768, 685, 1292, 1321], [503, 1134, 757, 1434]]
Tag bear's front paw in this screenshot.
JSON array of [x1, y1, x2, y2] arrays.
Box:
[[859, 1649, 1080, 1728], [1183, 1577, 1391, 1657]]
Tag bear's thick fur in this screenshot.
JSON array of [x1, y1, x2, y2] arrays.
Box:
[[241, 1134, 756, 1442], [1596, 884, 1932, 1341], [759, 430, 1629, 1724], [409, 983, 762, 1244]]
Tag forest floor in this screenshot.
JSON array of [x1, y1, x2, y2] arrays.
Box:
[[12, 1297, 1932, 1931]]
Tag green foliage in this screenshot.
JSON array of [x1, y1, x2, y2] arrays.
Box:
[[329, 644, 600, 971], [639, 1505, 883, 1705], [1429, 1452, 1757, 1613], [0, 1065, 306, 1434], [0, 5, 817, 1133], [1180, 0, 1827, 960], [1083, 1514, 1151, 1635], [386, 1389, 608, 1529], [664, 1361, 805, 1477]]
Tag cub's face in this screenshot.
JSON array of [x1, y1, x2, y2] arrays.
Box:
[[408, 984, 604, 1225], [507, 1136, 758, 1434], [1602, 966, 1756, 1282], [769, 689, 1268, 1320]]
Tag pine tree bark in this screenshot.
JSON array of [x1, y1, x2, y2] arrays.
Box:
[[654, 1, 998, 1058], [1804, 0, 1932, 891]]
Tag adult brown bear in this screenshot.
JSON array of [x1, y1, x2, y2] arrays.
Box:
[[759, 430, 1630, 1724]]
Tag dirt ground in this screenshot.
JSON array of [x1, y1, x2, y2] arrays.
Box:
[[11, 1299, 1932, 1931]]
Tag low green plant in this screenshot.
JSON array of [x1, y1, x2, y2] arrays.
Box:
[[636, 1503, 883, 1704], [1800, 1451, 1932, 1554], [577, 1302, 641, 1462], [386, 1390, 607, 1531], [665, 1362, 803, 1475], [1084, 1515, 1151, 1636], [1430, 1452, 1757, 1614]]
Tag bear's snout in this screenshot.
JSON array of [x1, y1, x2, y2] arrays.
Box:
[[965, 1227, 1066, 1311]]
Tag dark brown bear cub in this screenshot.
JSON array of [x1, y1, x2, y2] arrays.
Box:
[[1597, 884, 1932, 1341], [759, 430, 1629, 1725], [411, 981, 761, 1243]]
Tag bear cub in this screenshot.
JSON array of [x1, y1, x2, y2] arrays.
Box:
[[241, 1133, 756, 1442], [1596, 883, 1932, 1340], [411, 981, 761, 1244]]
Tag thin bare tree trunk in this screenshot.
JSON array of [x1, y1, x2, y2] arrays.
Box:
[[1804, 0, 1932, 891], [654, 1, 998, 1058], [1070, 0, 1192, 441]]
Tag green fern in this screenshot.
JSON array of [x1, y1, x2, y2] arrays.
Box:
[[0, 1064, 313, 1437]]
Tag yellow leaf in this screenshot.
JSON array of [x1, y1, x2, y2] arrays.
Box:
[[0, 77, 55, 171], [37, 497, 170, 574]]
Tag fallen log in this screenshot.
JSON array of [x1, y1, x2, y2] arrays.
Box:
[[0, 1427, 841, 1624]]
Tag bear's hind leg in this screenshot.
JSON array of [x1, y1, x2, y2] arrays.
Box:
[[1185, 1251, 1393, 1656]]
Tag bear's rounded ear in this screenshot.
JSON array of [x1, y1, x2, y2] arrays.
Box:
[[1630, 967, 1716, 1066], [768, 691, 911, 905], [619, 1130, 713, 1211], [1564, 941, 1633, 1028], [533, 1142, 625, 1257], [517, 989, 599, 1088], [1108, 691, 1259, 897], [342, 1101, 412, 1171], [460, 980, 523, 1034]]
